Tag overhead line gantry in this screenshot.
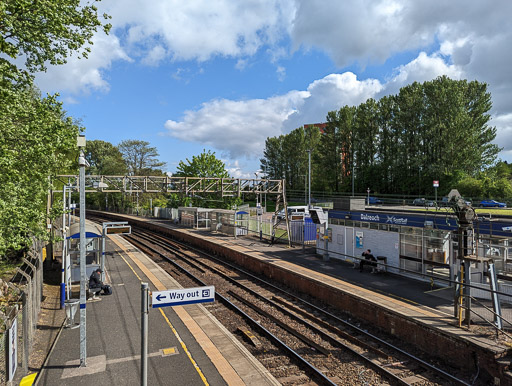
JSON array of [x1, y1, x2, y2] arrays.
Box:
[[52, 175, 291, 246]]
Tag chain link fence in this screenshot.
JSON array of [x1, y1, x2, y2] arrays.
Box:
[[0, 239, 44, 384]]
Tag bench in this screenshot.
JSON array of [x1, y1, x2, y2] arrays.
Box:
[[355, 256, 387, 273]]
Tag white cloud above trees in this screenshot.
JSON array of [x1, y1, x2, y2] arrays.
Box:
[[32, 0, 512, 162]]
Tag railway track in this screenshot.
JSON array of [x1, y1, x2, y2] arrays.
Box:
[[90, 215, 473, 385]]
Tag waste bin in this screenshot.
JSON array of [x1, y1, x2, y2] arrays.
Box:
[[376, 256, 387, 272], [64, 299, 80, 329]]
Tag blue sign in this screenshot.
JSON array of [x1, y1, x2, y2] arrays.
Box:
[[329, 210, 512, 237]]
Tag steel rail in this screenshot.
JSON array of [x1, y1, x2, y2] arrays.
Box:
[[124, 233, 337, 386], [129, 227, 470, 386]]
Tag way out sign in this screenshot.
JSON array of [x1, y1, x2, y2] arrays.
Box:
[[152, 286, 215, 308]]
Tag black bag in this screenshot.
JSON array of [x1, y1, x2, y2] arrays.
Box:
[[103, 285, 112, 295]]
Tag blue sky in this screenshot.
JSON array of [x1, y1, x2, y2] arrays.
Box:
[[31, 0, 512, 177]]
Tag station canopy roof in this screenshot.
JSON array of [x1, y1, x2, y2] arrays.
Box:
[[67, 222, 102, 239]]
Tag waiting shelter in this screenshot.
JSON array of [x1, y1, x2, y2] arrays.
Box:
[[67, 222, 103, 282], [178, 207, 213, 229], [209, 209, 249, 236]]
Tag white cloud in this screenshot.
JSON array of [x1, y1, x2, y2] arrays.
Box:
[[284, 72, 383, 131], [382, 52, 463, 97], [276, 66, 286, 81], [163, 71, 384, 159], [493, 114, 512, 162], [105, 0, 292, 62], [164, 90, 308, 159], [141, 45, 167, 66], [34, 33, 130, 94]]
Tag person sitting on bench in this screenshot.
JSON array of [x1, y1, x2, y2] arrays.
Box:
[[89, 268, 108, 297], [360, 249, 377, 273]]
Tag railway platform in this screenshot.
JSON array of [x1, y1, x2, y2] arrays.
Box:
[[89, 211, 512, 384], [35, 227, 279, 386]]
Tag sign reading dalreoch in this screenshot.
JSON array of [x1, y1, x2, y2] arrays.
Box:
[[152, 286, 215, 308]]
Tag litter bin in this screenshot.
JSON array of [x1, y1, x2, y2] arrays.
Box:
[[64, 299, 80, 329], [376, 256, 387, 273]]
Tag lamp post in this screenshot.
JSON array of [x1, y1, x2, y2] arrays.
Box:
[[352, 163, 355, 197], [77, 135, 87, 367], [307, 149, 312, 209]]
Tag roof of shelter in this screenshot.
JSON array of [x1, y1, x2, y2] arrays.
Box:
[[67, 222, 102, 239]]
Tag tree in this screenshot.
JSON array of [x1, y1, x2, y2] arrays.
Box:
[[0, 0, 111, 259], [118, 140, 165, 175], [171, 150, 237, 209], [85, 140, 128, 175], [0, 83, 80, 257], [1, 0, 111, 73], [261, 76, 500, 197], [174, 150, 229, 178]]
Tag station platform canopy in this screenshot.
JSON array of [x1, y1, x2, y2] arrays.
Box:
[[67, 222, 102, 239]]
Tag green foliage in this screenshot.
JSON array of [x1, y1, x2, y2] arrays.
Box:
[[175, 149, 229, 178], [0, 0, 110, 258], [0, 77, 80, 257], [170, 150, 236, 208], [85, 140, 128, 175], [118, 140, 166, 175], [260, 126, 321, 191], [1, 0, 111, 73], [262, 76, 500, 196]]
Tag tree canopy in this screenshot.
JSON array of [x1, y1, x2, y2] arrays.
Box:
[[0, 82, 80, 257], [174, 149, 230, 178], [261, 76, 502, 198], [85, 139, 128, 175], [170, 150, 239, 209], [0, 0, 111, 258], [1, 0, 111, 73], [118, 140, 166, 175]]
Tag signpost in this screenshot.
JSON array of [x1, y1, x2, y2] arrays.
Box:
[[102, 222, 131, 281], [141, 284, 215, 385], [433, 180, 439, 203]]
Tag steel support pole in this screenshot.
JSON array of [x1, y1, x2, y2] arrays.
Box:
[[101, 224, 106, 282], [141, 283, 149, 386], [488, 262, 503, 330], [307, 150, 311, 209], [79, 149, 87, 366], [61, 186, 66, 309]]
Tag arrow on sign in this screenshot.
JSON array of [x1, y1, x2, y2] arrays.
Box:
[[156, 294, 166, 302]]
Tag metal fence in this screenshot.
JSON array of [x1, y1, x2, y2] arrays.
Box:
[[0, 239, 44, 384]]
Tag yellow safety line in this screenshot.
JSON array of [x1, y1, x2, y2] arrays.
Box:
[[158, 308, 209, 386], [109, 236, 209, 385]]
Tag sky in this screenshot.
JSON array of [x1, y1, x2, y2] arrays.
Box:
[[31, 0, 512, 178]]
